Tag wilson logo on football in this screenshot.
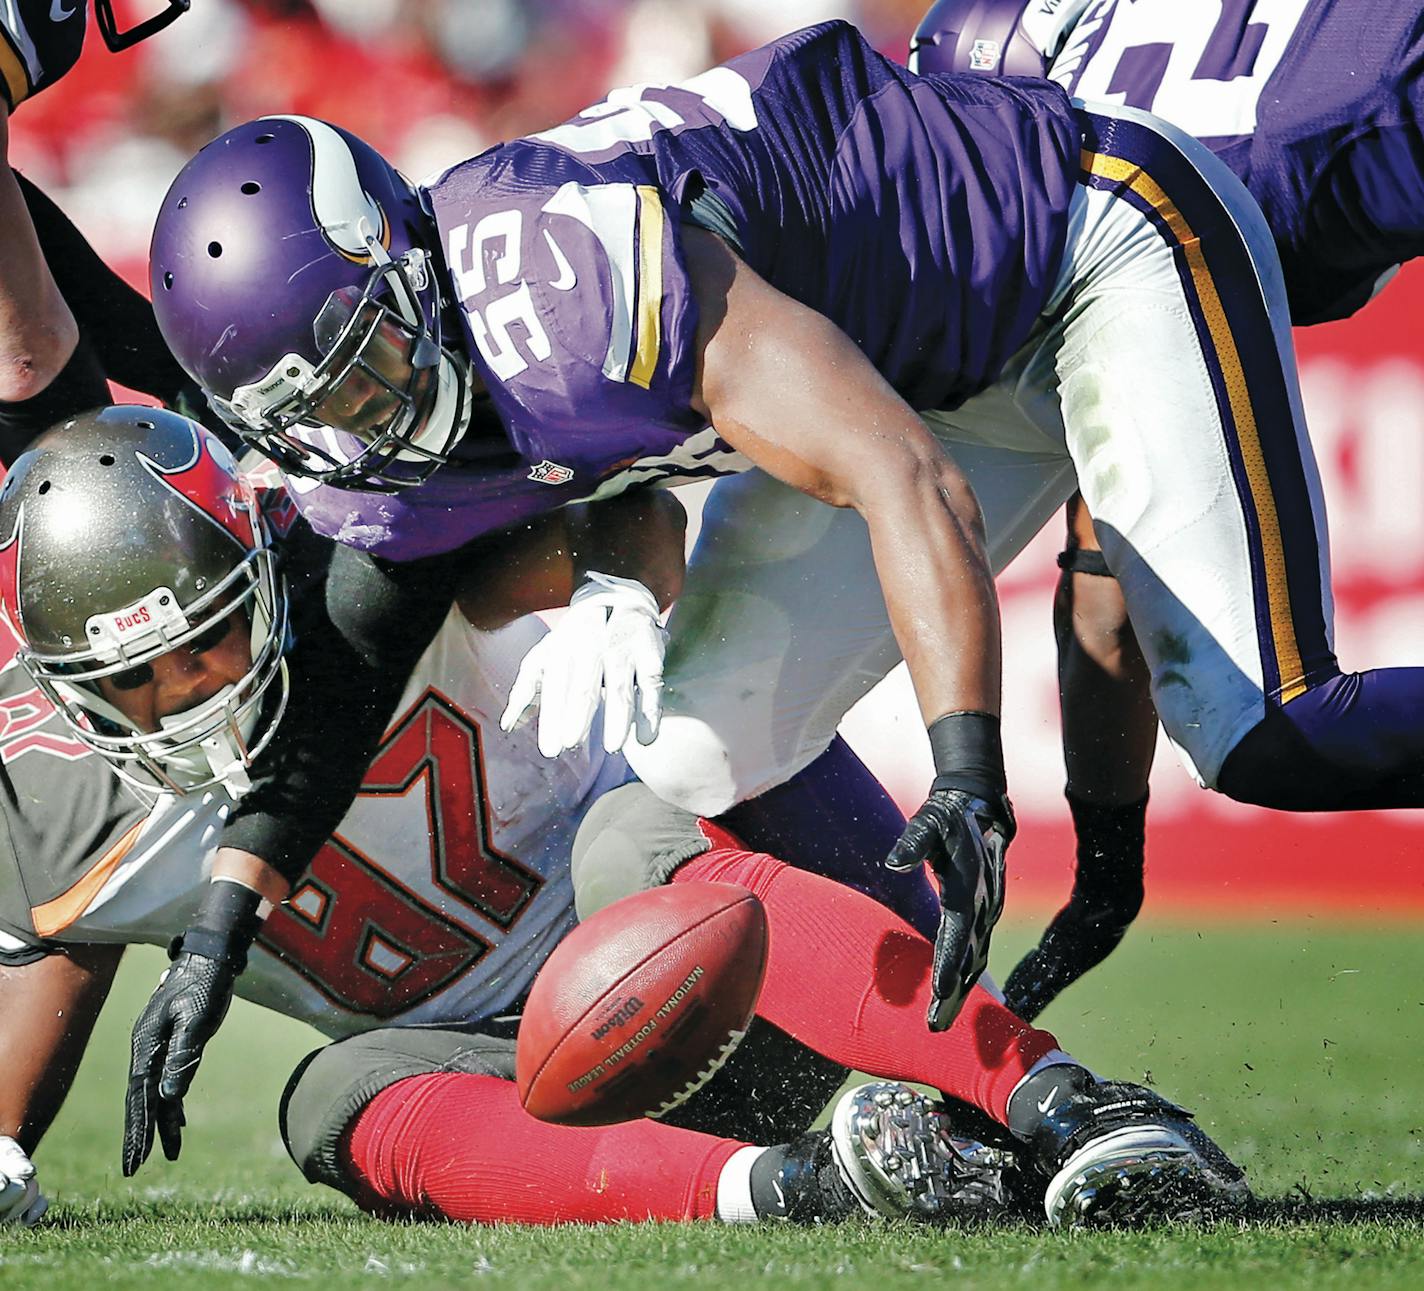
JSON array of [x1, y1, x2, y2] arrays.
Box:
[[589, 996, 645, 1041]]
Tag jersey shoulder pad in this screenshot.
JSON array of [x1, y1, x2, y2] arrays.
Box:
[[438, 166, 702, 449]]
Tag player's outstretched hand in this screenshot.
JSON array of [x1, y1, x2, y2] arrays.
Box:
[[122, 949, 238, 1176], [501, 572, 666, 758], [122, 879, 263, 1177], [886, 785, 1014, 1032], [0, 1136, 48, 1227]]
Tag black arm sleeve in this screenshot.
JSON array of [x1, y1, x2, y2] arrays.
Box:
[[221, 539, 466, 882], [14, 169, 190, 403]]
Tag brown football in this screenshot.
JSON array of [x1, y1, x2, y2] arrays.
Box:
[[516, 882, 769, 1126]]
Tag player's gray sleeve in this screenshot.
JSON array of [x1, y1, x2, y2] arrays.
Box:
[[569, 782, 712, 918], [278, 1024, 518, 1196]]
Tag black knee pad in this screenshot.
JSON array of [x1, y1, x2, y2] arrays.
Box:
[[279, 1023, 517, 1195], [569, 781, 711, 918]]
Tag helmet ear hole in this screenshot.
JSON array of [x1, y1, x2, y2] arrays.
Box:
[[207, 242, 223, 258], [255, 133, 274, 145], [241, 182, 261, 195], [99, 455, 116, 467]]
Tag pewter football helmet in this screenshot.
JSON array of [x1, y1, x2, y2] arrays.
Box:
[[0, 406, 290, 794]]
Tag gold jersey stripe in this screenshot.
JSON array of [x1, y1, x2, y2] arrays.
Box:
[[628, 186, 664, 390], [0, 31, 30, 110], [1081, 148, 1307, 703]]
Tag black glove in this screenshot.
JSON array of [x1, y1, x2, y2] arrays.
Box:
[[122, 882, 263, 1177], [885, 713, 1016, 1032]]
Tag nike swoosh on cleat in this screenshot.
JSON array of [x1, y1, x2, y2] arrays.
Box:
[[543, 230, 577, 291], [1037, 1085, 1061, 1115]]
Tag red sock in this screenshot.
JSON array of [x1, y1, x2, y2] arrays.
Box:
[[678, 827, 1063, 1123], [342, 1071, 744, 1224]]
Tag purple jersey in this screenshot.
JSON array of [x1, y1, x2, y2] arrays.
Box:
[[295, 22, 1081, 561], [1053, 0, 1424, 324]]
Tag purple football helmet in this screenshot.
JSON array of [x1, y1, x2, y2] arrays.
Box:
[[909, 0, 1083, 78], [150, 116, 472, 492]]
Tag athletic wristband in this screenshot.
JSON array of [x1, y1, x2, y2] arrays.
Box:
[[1056, 547, 1113, 578], [927, 711, 1007, 801], [171, 880, 265, 971]]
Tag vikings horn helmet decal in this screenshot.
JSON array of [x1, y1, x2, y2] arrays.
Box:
[[0, 407, 290, 795], [150, 116, 472, 492]]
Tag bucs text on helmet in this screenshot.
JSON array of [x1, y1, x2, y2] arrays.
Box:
[[0, 407, 290, 795], [150, 116, 473, 493]]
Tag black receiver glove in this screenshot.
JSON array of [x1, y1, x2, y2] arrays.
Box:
[[122, 881, 264, 1176], [885, 713, 1015, 1032]]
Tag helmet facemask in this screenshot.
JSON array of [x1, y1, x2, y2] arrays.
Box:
[[19, 528, 290, 798], [220, 233, 471, 493]]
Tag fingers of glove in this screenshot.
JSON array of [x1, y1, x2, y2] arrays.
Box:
[[499, 648, 545, 734], [157, 1097, 186, 1163], [122, 1063, 159, 1177], [632, 671, 662, 746], [540, 648, 604, 759], [601, 656, 637, 755], [629, 627, 665, 742], [0, 1138, 33, 1181], [884, 808, 948, 873], [158, 1020, 210, 1103], [926, 903, 972, 1032], [122, 995, 171, 1176]]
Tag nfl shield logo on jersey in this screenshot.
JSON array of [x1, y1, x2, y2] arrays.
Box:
[[969, 39, 1001, 71], [528, 460, 575, 486]]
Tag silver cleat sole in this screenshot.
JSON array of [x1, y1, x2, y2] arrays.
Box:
[[1045, 1124, 1251, 1228], [829, 1081, 1014, 1222]]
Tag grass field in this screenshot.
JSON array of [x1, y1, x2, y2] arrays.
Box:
[[5, 920, 1424, 1289]]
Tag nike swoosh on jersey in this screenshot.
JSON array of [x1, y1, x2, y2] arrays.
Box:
[[543, 229, 578, 291]]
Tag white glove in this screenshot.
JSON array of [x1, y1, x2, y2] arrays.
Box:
[[0, 1136, 47, 1227], [501, 572, 667, 758]]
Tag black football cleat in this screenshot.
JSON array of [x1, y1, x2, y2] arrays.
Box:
[[1009, 1068, 1250, 1227]]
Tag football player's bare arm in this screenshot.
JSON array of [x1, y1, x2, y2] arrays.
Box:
[[0, 107, 78, 402], [1000, 495, 1155, 1020], [683, 226, 999, 722], [1056, 494, 1156, 804], [685, 228, 1012, 1032], [456, 491, 687, 631], [0, 944, 123, 1152]]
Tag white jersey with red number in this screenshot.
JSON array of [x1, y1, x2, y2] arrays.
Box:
[[0, 608, 629, 1037]]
